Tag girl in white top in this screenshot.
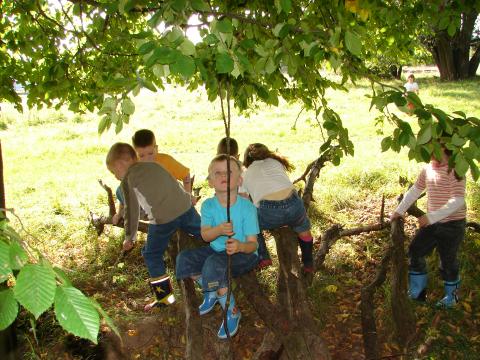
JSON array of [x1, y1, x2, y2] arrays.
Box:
[[242, 143, 314, 272], [404, 73, 419, 94]]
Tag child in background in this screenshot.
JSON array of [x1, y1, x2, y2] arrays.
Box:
[[216, 136, 239, 158], [390, 146, 466, 308], [106, 143, 202, 311], [404, 73, 419, 94], [242, 143, 314, 273], [112, 129, 192, 225], [176, 154, 259, 339]]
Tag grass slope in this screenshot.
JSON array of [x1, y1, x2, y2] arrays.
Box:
[[1, 75, 479, 359]]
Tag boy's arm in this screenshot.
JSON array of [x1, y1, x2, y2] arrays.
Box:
[[182, 174, 192, 194], [112, 203, 124, 225], [201, 223, 233, 242], [226, 235, 258, 255], [122, 180, 140, 248]]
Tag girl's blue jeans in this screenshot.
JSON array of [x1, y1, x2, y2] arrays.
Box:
[[256, 191, 311, 260], [142, 206, 202, 278], [176, 246, 259, 291], [408, 219, 465, 282]]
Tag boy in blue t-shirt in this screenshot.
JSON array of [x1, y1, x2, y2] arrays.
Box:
[[176, 154, 259, 339]]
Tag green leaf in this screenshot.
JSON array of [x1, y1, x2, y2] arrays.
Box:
[[217, 19, 233, 33], [150, 47, 176, 65], [53, 267, 72, 286], [417, 125, 432, 145], [468, 160, 479, 181], [54, 286, 100, 343], [0, 241, 12, 283], [171, 0, 186, 12], [170, 54, 196, 79], [451, 133, 466, 147], [98, 116, 110, 134], [9, 241, 27, 271], [121, 98, 135, 115], [453, 111, 466, 119], [179, 39, 196, 56], [215, 53, 234, 74], [140, 79, 157, 92], [13, 263, 56, 319], [273, 23, 286, 37], [89, 298, 121, 341], [447, 22, 457, 37], [381, 137, 391, 152], [137, 41, 156, 55], [190, 0, 210, 11], [279, 0, 292, 14], [115, 119, 123, 134], [438, 15, 450, 30], [344, 31, 362, 56], [166, 28, 183, 44], [420, 145, 432, 162], [0, 289, 18, 331], [454, 153, 469, 178]]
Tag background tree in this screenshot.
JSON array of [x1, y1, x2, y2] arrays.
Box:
[[420, 1, 480, 80]]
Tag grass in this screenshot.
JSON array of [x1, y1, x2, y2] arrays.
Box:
[[2, 74, 480, 358]]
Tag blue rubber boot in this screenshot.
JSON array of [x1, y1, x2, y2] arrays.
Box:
[[436, 280, 460, 308], [199, 290, 218, 315], [408, 272, 427, 301], [217, 292, 241, 339]]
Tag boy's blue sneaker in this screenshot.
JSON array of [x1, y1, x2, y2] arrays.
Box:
[[199, 291, 218, 315], [436, 280, 460, 308], [408, 272, 427, 301], [217, 307, 242, 339], [217, 292, 241, 339]]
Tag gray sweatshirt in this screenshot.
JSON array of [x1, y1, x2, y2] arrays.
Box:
[[121, 162, 191, 242]]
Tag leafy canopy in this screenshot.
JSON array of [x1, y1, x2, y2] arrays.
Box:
[[1, 0, 479, 177]]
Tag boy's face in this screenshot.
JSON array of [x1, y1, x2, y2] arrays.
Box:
[[208, 160, 242, 193], [408, 76, 414, 83], [108, 159, 130, 181], [135, 142, 158, 162]]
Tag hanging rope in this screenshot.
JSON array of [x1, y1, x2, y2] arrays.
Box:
[[219, 77, 233, 340]]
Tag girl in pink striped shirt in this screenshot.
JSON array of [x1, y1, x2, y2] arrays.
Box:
[[391, 147, 466, 308]]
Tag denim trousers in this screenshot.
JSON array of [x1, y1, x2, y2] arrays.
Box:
[[408, 219, 465, 282], [142, 206, 202, 278], [256, 191, 311, 260], [176, 246, 259, 291]]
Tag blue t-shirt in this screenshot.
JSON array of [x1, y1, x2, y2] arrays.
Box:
[[201, 196, 259, 253]]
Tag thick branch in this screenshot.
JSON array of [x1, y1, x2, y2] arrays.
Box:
[[389, 218, 415, 350]]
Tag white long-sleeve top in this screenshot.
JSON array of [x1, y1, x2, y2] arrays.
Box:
[[395, 162, 466, 224]]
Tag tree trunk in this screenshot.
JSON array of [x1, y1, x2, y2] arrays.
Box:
[[272, 227, 330, 359], [430, 11, 479, 80], [389, 219, 415, 350]]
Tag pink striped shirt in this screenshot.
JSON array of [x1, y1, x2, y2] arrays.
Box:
[[415, 162, 466, 222]]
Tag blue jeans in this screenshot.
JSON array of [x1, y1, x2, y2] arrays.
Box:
[[143, 206, 202, 278], [409, 219, 465, 282], [256, 191, 311, 260], [176, 246, 259, 291]]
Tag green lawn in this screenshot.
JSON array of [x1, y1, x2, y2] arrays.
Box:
[[1, 75, 479, 358]]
